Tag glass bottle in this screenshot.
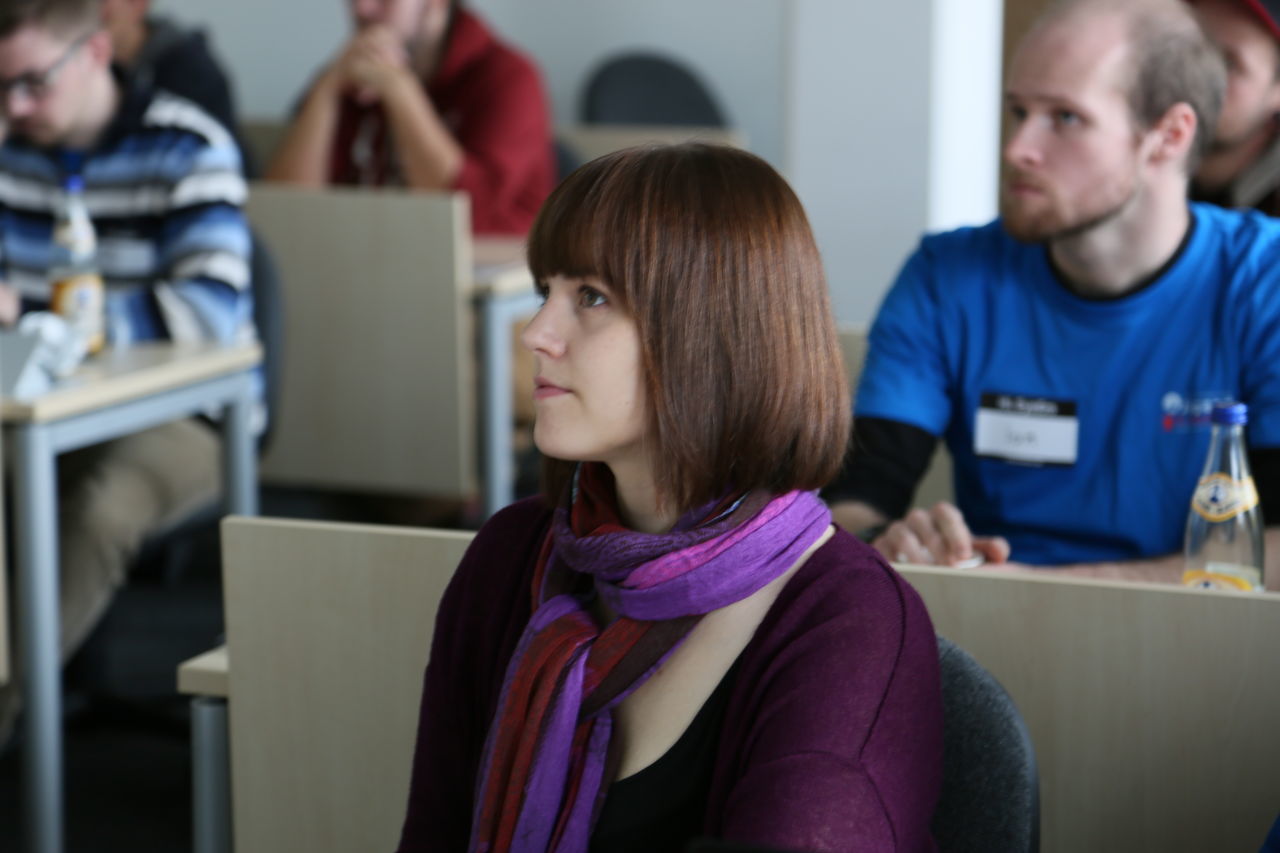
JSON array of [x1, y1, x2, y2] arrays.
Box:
[[49, 174, 105, 354], [1183, 401, 1265, 591]]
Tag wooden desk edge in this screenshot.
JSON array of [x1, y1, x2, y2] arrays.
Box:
[[894, 561, 1280, 600], [2, 342, 262, 423], [472, 236, 533, 298], [223, 513, 478, 544], [177, 645, 229, 698]]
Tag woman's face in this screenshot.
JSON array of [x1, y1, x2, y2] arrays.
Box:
[[521, 274, 649, 475]]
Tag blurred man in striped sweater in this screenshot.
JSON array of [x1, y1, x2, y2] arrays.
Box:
[[0, 0, 253, 743]]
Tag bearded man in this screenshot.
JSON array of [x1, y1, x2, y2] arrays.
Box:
[[826, 0, 1280, 589]]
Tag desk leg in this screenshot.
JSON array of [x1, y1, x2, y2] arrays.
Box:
[[480, 292, 541, 520], [481, 297, 512, 519], [191, 697, 232, 853], [12, 424, 63, 853], [222, 385, 257, 517]]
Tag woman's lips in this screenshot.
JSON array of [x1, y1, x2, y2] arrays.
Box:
[[534, 378, 570, 400]]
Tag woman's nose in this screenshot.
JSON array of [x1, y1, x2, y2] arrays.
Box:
[[520, 301, 566, 358]]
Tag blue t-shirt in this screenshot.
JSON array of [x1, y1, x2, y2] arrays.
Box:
[[856, 203, 1280, 566]]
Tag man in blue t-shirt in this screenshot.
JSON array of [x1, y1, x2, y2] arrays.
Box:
[[828, 0, 1280, 588]]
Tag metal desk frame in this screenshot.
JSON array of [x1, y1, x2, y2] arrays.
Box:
[[479, 287, 542, 519], [7, 361, 259, 853]]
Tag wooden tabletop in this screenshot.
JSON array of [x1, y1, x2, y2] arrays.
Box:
[[1, 341, 262, 424], [472, 236, 533, 297], [177, 645, 229, 698]]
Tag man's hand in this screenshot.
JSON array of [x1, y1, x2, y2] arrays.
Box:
[[871, 501, 1011, 567], [0, 282, 20, 326], [333, 26, 414, 106]]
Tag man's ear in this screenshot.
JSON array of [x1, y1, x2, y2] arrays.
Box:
[[1146, 101, 1198, 168], [1264, 76, 1280, 117]]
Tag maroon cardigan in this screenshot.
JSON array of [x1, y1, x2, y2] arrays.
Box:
[[397, 498, 944, 852]]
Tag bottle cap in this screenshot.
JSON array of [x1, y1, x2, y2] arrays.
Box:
[[62, 175, 84, 194], [1211, 401, 1248, 425]]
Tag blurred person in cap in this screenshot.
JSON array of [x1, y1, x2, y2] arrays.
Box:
[[1189, 0, 1280, 212], [266, 0, 554, 235]]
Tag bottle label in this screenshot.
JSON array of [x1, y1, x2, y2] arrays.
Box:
[[1190, 473, 1259, 522], [1182, 563, 1263, 592], [51, 272, 105, 354]]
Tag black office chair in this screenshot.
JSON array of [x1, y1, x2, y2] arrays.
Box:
[[931, 636, 1040, 853], [581, 52, 727, 127], [553, 137, 583, 182], [246, 226, 283, 452]]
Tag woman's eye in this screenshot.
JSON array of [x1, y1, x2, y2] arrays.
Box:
[[534, 282, 549, 304], [578, 286, 608, 308], [1054, 110, 1079, 127]]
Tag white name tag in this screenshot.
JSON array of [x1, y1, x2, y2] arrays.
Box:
[[973, 393, 1078, 466]]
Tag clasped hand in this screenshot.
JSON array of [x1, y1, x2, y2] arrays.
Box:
[[328, 26, 414, 105]]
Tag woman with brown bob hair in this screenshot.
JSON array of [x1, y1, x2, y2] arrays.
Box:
[[397, 144, 943, 853]]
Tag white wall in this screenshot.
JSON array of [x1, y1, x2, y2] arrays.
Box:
[[469, 0, 788, 170], [155, 0, 346, 120], [787, 1, 933, 326]]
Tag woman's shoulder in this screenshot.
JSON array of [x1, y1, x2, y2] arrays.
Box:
[[440, 497, 554, 619], [708, 527, 943, 847], [764, 526, 933, 648], [731, 524, 940, 734], [462, 497, 554, 569]]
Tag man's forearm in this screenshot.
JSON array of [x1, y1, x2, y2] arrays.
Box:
[[265, 75, 342, 185], [380, 74, 464, 191]]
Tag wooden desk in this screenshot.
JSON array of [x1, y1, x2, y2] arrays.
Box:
[[221, 517, 470, 853], [178, 645, 231, 853], [473, 236, 539, 515], [4, 341, 261, 853], [898, 565, 1280, 853], [178, 645, 228, 699], [247, 184, 536, 514], [202, 520, 1279, 852]]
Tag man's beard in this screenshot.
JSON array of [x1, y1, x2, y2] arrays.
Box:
[[1000, 172, 1139, 244], [12, 120, 57, 148], [1208, 107, 1279, 155]]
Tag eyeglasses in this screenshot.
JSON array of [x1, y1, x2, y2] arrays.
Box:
[[0, 30, 94, 107]]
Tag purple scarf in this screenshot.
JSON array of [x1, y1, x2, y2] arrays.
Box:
[[469, 465, 831, 852]]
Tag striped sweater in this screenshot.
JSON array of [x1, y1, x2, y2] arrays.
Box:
[[0, 78, 252, 347]]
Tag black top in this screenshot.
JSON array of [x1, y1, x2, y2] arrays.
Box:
[[826, 415, 1280, 529], [590, 663, 738, 853], [127, 16, 254, 176]]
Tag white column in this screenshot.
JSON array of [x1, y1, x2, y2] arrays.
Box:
[[928, 0, 1004, 232], [787, 0, 1003, 327]]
